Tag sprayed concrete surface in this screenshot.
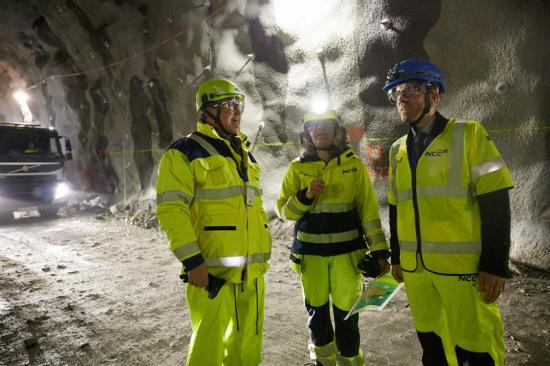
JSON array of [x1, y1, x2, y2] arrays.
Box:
[[0, 214, 549, 366]]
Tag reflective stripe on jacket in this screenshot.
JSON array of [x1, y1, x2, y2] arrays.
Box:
[[156, 122, 271, 283], [277, 148, 388, 256], [388, 119, 513, 275]]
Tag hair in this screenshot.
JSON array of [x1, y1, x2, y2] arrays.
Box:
[[300, 125, 350, 158]]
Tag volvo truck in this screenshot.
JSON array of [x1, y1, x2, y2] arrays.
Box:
[[0, 122, 73, 219]]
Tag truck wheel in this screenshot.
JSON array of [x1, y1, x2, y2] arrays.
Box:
[[39, 207, 58, 218]]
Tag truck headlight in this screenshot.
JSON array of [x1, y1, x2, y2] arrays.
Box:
[[54, 182, 70, 199]]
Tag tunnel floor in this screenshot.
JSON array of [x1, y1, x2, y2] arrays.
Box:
[[0, 214, 548, 365]]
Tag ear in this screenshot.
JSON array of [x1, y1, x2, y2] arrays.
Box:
[[432, 89, 441, 107], [428, 84, 440, 103]]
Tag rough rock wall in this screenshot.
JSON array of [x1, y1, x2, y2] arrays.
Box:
[[1, 0, 548, 269]]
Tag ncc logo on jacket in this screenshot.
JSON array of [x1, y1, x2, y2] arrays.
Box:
[[425, 149, 448, 157], [342, 167, 357, 174]]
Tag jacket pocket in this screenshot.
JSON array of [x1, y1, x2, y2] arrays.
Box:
[[204, 225, 237, 231], [199, 214, 242, 258], [195, 156, 234, 186]]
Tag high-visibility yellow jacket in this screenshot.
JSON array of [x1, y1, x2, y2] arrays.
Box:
[[277, 148, 388, 256], [156, 122, 271, 284], [388, 118, 513, 275]]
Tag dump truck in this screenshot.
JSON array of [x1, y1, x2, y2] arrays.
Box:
[[0, 122, 73, 219]]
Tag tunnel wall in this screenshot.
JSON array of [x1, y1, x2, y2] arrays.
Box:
[[1, 0, 548, 270]]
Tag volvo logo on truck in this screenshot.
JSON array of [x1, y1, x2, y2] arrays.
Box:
[[0, 122, 73, 219]]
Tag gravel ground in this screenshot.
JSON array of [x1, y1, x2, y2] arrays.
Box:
[[0, 214, 548, 365]]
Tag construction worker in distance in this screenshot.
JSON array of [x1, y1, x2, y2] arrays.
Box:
[[277, 109, 390, 366], [24, 141, 40, 153], [156, 78, 272, 365], [384, 59, 513, 366]]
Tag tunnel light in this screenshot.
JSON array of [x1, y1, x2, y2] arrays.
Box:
[[311, 96, 329, 114], [13, 90, 33, 123], [13, 90, 29, 104], [274, 0, 332, 32]]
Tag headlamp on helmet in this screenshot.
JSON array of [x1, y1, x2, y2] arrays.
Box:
[[303, 109, 340, 130]]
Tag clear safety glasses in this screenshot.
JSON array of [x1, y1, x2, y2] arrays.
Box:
[[387, 84, 427, 104], [218, 97, 244, 114], [306, 120, 337, 130]]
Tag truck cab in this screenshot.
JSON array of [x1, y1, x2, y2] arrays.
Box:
[[0, 122, 73, 219]]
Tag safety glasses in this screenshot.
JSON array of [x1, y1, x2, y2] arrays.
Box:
[[387, 84, 427, 104], [218, 97, 244, 114], [306, 120, 337, 130]]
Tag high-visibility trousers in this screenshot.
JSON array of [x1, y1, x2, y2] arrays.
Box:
[[293, 250, 366, 365], [403, 262, 505, 366], [185, 275, 265, 366]]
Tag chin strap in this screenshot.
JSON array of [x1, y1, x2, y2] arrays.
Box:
[[408, 86, 433, 127], [203, 106, 234, 138]]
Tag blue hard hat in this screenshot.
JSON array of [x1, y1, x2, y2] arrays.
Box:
[[383, 59, 445, 93]]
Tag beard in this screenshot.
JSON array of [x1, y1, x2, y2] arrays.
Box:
[[399, 106, 423, 125]]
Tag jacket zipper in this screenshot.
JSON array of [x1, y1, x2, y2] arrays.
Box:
[[411, 165, 422, 271]]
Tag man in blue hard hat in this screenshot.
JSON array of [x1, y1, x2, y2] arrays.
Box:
[[384, 59, 513, 366]]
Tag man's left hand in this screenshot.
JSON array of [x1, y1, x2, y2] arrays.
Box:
[[478, 271, 506, 303]]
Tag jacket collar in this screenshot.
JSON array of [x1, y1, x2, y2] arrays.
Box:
[[407, 112, 449, 141], [196, 121, 250, 148], [300, 147, 355, 163], [430, 112, 449, 137]]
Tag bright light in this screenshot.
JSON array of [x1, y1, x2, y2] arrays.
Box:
[[311, 96, 329, 114], [12, 90, 33, 123], [274, 0, 332, 33], [13, 90, 28, 103], [272, 0, 353, 48], [54, 182, 71, 200]]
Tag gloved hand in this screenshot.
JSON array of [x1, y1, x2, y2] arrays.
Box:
[[180, 272, 226, 299], [358, 253, 382, 278]]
